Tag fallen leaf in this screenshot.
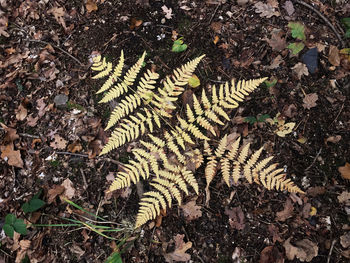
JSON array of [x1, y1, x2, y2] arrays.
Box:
[[254, 2, 280, 18], [47, 185, 65, 204], [0, 123, 19, 143], [276, 198, 293, 221], [259, 246, 284, 263], [283, 238, 318, 262], [266, 30, 286, 51], [26, 114, 39, 127], [339, 163, 350, 180], [268, 224, 283, 243], [67, 141, 83, 153], [161, 5, 173, 19], [307, 186, 326, 197], [50, 134, 67, 150], [268, 55, 283, 69], [326, 135, 341, 144], [86, 0, 98, 13], [284, 0, 295, 16], [129, 17, 143, 30], [341, 233, 350, 248], [48, 6, 67, 31], [15, 103, 27, 121], [60, 178, 76, 199], [276, 122, 295, 137], [36, 98, 48, 118], [338, 191, 350, 203], [0, 143, 24, 168], [292, 62, 309, 80], [225, 206, 245, 230], [302, 93, 318, 109], [288, 42, 305, 55], [210, 21, 223, 33], [328, 45, 340, 66], [188, 74, 200, 88], [164, 234, 192, 263], [181, 200, 202, 221], [213, 35, 219, 45]]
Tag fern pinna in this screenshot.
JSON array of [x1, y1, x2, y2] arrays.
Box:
[[91, 51, 304, 228]]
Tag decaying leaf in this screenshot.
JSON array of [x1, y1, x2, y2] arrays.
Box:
[[268, 55, 283, 69], [339, 163, 350, 180], [292, 62, 309, 80], [164, 234, 192, 263], [259, 246, 284, 263], [0, 123, 19, 143], [326, 135, 341, 144], [254, 1, 280, 18], [338, 191, 350, 204], [283, 238, 318, 262], [0, 143, 24, 168], [181, 199, 202, 221], [60, 178, 76, 199], [302, 93, 318, 109], [48, 6, 67, 31], [225, 206, 245, 230], [328, 45, 340, 66], [50, 134, 68, 150], [161, 5, 173, 19], [47, 185, 65, 204], [15, 103, 28, 121], [284, 0, 295, 16], [86, 0, 98, 13], [276, 122, 295, 137], [266, 30, 286, 51], [341, 232, 350, 248], [276, 198, 294, 221]]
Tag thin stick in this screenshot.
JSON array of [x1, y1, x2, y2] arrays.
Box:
[[27, 39, 84, 66], [327, 239, 336, 263], [0, 127, 40, 139], [293, 0, 345, 47], [305, 148, 322, 171], [208, 3, 221, 25]]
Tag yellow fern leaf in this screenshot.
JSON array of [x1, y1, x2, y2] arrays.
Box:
[[196, 116, 216, 135], [215, 134, 227, 157], [181, 168, 199, 194], [159, 170, 188, 195], [221, 157, 231, 186], [201, 89, 211, 110], [150, 182, 173, 208], [186, 104, 195, 123], [193, 94, 203, 116], [152, 178, 182, 205], [238, 142, 250, 164]]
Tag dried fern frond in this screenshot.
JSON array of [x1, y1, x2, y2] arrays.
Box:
[[204, 136, 304, 194]]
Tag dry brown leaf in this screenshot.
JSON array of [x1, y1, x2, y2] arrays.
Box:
[[268, 55, 284, 69], [284, 0, 295, 16], [341, 232, 350, 248], [86, 0, 98, 13], [266, 31, 286, 51], [164, 234, 192, 263], [292, 62, 309, 79], [210, 21, 223, 33], [181, 200, 202, 221], [302, 93, 318, 109], [268, 224, 283, 243], [15, 103, 27, 121], [67, 141, 83, 153], [254, 1, 280, 18], [0, 143, 24, 168], [130, 17, 143, 30], [26, 114, 38, 127], [0, 123, 19, 143], [339, 163, 350, 180], [60, 178, 76, 199], [36, 98, 48, 117], [283, 238, 318, 262], [328, 45, 340, 66], [225, 206, 245, 230], [259, 246, 284, 263], [307, 186, 326, 197], [338, 191, 350, 203], [48, 7, 67, 31], [326, 135, 341, 144], [276, 198, 293, 221], [47, 185, 65, 204], [50, 134, 67, 149]]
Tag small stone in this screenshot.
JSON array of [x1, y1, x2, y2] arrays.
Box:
[[54, 94, 68, 109]]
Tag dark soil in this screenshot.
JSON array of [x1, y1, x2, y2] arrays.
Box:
[[0, 0, 349, 262]]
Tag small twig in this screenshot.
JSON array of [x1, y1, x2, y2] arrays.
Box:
[[208, 3, 221, 25], [293, 0, 345, 48], [80, 168, 88, 190], [0, 127, 41, 139], [305, 148, 322, 171], [56, 151, 89, 158], [27, 39, 84, 66], [327, 239, 336, 263], [328, 102, 344, 128]]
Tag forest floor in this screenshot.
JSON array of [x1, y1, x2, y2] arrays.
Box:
[[0, 0, 350, 262]]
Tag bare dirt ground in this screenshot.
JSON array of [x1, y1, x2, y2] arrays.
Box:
[[0, 0, 349, 262]]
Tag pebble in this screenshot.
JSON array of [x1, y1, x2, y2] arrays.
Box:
[[54, 94, 68, 109]]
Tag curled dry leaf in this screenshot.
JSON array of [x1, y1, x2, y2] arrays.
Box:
[[339, 163, 350, 180], [181, 200, 202, 221], [276, 198, 294, 221], [164, 234, 192, 263], [283, 238, 318, 262], [302, 93, 318, 109], [15, 103, 27, 121], [328, 45, 340, 66]]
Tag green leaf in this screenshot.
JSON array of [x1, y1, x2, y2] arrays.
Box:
[[341, 18, 350, 28], [5, 214, 16, 225], [287, 42, 305, 55], [264, 78, 277, 88], [288, 22, 306, 41], [244, 116, 257, 124], [3, 224, 14, 238], [13, 219, 27, 235], [257, 114, 271, 123], [22, 198, 46, 213], [171, 38, 188, 53], [105, 251, 123, 263], [188, 74, 200, 88], [345, 30, 350, 39], [340, 48, 350, 55]]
